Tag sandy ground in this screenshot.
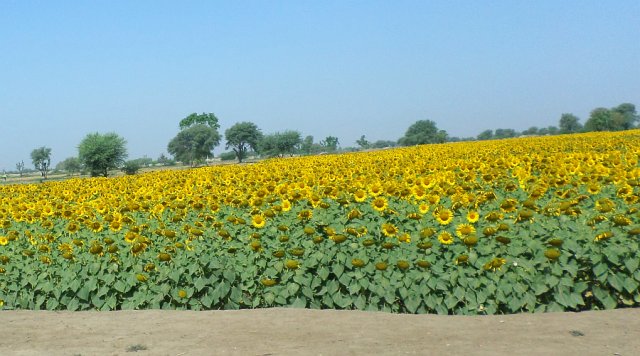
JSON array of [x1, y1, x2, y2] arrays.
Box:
[[1, 308, 638, 356]]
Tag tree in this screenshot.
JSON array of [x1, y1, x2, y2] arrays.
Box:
[[179, 112, 220, 130], [121, 160, 142, 175], [16, 160, 25, 178], [584, 108, 612, 132], [157, 153, 175, 166], [611, 103, 638, 130], [558, 113, 582, 134], [493, 128, 518, 139], [398, 120, 448, 146], [168, 124, 221, 166], [370, 140, 397, 148], [356, 135, 370, 149], [56, 157, 82, 175], [225, 122, 263, 163], [78, 132, 128, 177], [275, 130, 302, 156], [477, 130, 494, 141], [521, 127, 539, 136], [546, 126, 559, 135], [320, 136, 339, 152], [259, 130, 302, 157], [30, 147, 52, 178], [300, 135, 315, 155]]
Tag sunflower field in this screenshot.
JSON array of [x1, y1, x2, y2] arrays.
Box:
[[1, 131, 639, 314]]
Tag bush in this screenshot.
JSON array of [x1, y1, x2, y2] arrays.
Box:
[[121, 160, 141, 175], [219, 151, 237, 161]]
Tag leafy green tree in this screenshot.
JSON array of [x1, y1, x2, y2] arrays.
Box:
[[546, 126, 559, 135], [320, 136, 339, 152], [259, 131, 301, 157], [179, 112, 220, 130], [78, 132, 128, 177], [168, 124, 221, 166], [558, 113, 582, 134], [31, 146, 52, 178], [258, 134, 279, 157], [56, 157, 82, 175], [521, 127, 539, 136], [370, 140, 397, 148], [398, 120, 448, 146], [225, 122, 263, 162], [121, 160, 142, 175], [477, 130, 494, 140], [300, 135, 315, 155], [611, 103, 638, 130], [356, 135, 370, 149], [584, 108, 612, 132], [219, 151, 237, 161], [157, 153, 175, 166], [493, 128, 518, 139]]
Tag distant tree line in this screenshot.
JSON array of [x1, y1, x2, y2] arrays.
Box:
[[10, 102, 636, 179]]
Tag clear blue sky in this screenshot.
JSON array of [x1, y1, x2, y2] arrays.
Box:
[[1, 1, 639, 170]]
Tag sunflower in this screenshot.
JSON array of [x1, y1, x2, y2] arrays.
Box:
[[418, 203, 430, 214], [281, 200, 292, 212], [0, 237, 8, 246], [371, 197, 388, 212], [109, 220, 123, 232], [251, 215, 266, 228], [499, 198, 518, 213], [297, 210, 313, 220], [434, 208, 454, 225], [353, 190, 367, 202], [397, 233, 411, 243], [437, 231, 454, 245], [66, 222, 80, 233], [381, 223, 398, 237], [345, 209, 361, 221], [455, 223, 476, 238], [466, 211, 479, 223]]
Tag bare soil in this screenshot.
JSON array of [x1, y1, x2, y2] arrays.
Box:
[[1, 308, 638, 356]]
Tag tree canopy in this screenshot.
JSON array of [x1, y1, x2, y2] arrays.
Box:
[[225, 122, 263, 162], [56, 157, 82, 175], [259, 130, 302, 157], [78, 132, 128, 177], [179, 112, 220, 130], [320, 136, 339, 152], [30, 146, 52, 178], [398, 120, 448, 146], [559, 113, 582, 134], [168, 124, 221, 166]]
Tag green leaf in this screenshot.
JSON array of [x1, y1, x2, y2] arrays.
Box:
[[404, 297, 420, 313], [569, 292, 585, 308], [354, 295, 366, 310], [46, 298, 59, 310], [623, 277, 639, 294], [607, 274, 624, 292], [508, 296, 524, 312], [77, 285, 91, 301], [333, 264, 344, 278], [223, 270, 236, 282], [291, 297, 307, 308], [318, 267, 329, 281], [287, 283, 300, 297], [593, 286, 617, 309], [264, 292, 275, 305], [66, 298, 79, 311], [626, 258, 640, 274], [194, 277, 207, 292]]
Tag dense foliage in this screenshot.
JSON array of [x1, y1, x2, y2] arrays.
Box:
[[0, 131, 639, 314]]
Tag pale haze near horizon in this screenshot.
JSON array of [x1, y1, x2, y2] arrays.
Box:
[[1, 1, 639, 170]]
